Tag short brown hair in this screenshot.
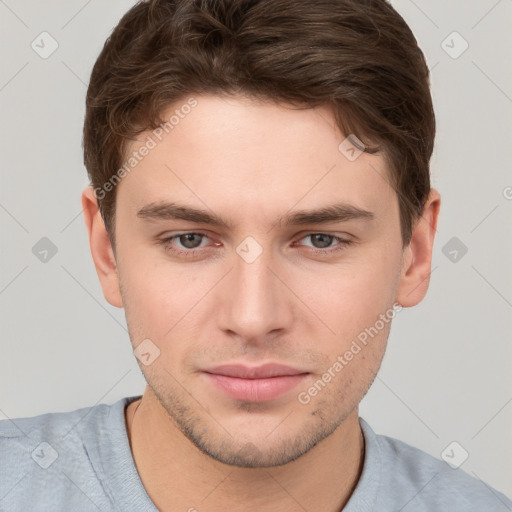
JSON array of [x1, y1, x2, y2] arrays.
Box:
[[83, 0, 435, 247]]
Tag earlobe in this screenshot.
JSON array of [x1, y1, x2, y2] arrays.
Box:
[[81, 187, 123, 308], [396, 189, 441, 308]]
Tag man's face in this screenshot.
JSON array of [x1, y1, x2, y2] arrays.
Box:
[[114, 94, 405, 467]]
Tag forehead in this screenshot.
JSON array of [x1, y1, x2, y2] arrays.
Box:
[[117, 94, 396, 224]]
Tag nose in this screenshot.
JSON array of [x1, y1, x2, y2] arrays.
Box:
[[216, 242, 294, 345]]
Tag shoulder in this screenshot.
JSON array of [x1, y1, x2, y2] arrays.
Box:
[[0, 398, 133, 511], [360, 418, 512, 512], [0, 399, 114, 466], [0, 400, 113, 440]]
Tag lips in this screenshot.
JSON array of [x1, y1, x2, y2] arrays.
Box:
[[203, 363, 309, 402]]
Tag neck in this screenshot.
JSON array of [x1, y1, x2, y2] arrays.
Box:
[[125, 387, 365, 512]]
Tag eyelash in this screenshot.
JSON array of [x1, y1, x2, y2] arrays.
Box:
[[158, 232, 353, 258]]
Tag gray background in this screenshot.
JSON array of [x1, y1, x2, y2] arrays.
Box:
[[1, 0, 511, 499]]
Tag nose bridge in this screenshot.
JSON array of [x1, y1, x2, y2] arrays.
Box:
[[218, 240, 291, 340]]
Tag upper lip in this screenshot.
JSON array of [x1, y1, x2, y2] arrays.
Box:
[[204, 363, 308, 379]]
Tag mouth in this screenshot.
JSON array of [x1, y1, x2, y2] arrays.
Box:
[[202, 363, 310, 402]]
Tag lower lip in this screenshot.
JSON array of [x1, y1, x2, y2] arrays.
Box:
[[204, 373, 308, 402]]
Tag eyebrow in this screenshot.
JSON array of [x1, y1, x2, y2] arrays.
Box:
[[136, 201, 374, 229]]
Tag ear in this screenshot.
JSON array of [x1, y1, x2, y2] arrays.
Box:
[[81, 187, 123, 308], [396, 189, 441, 307]]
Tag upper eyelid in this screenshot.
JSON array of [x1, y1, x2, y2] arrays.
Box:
[[162, 231, 347, 240]]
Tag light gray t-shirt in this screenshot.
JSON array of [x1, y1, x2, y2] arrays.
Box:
[[1, 395, 511, 511]]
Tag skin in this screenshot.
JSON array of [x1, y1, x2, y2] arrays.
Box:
[[82, 94, 440, 512]]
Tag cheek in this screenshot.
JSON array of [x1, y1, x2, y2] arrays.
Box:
[[293, 249, 401, 339], [118, 249, 217, 347], [117, 247, 169, 336]]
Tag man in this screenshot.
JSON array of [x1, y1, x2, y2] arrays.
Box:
[[1, 0, 511, 510]]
